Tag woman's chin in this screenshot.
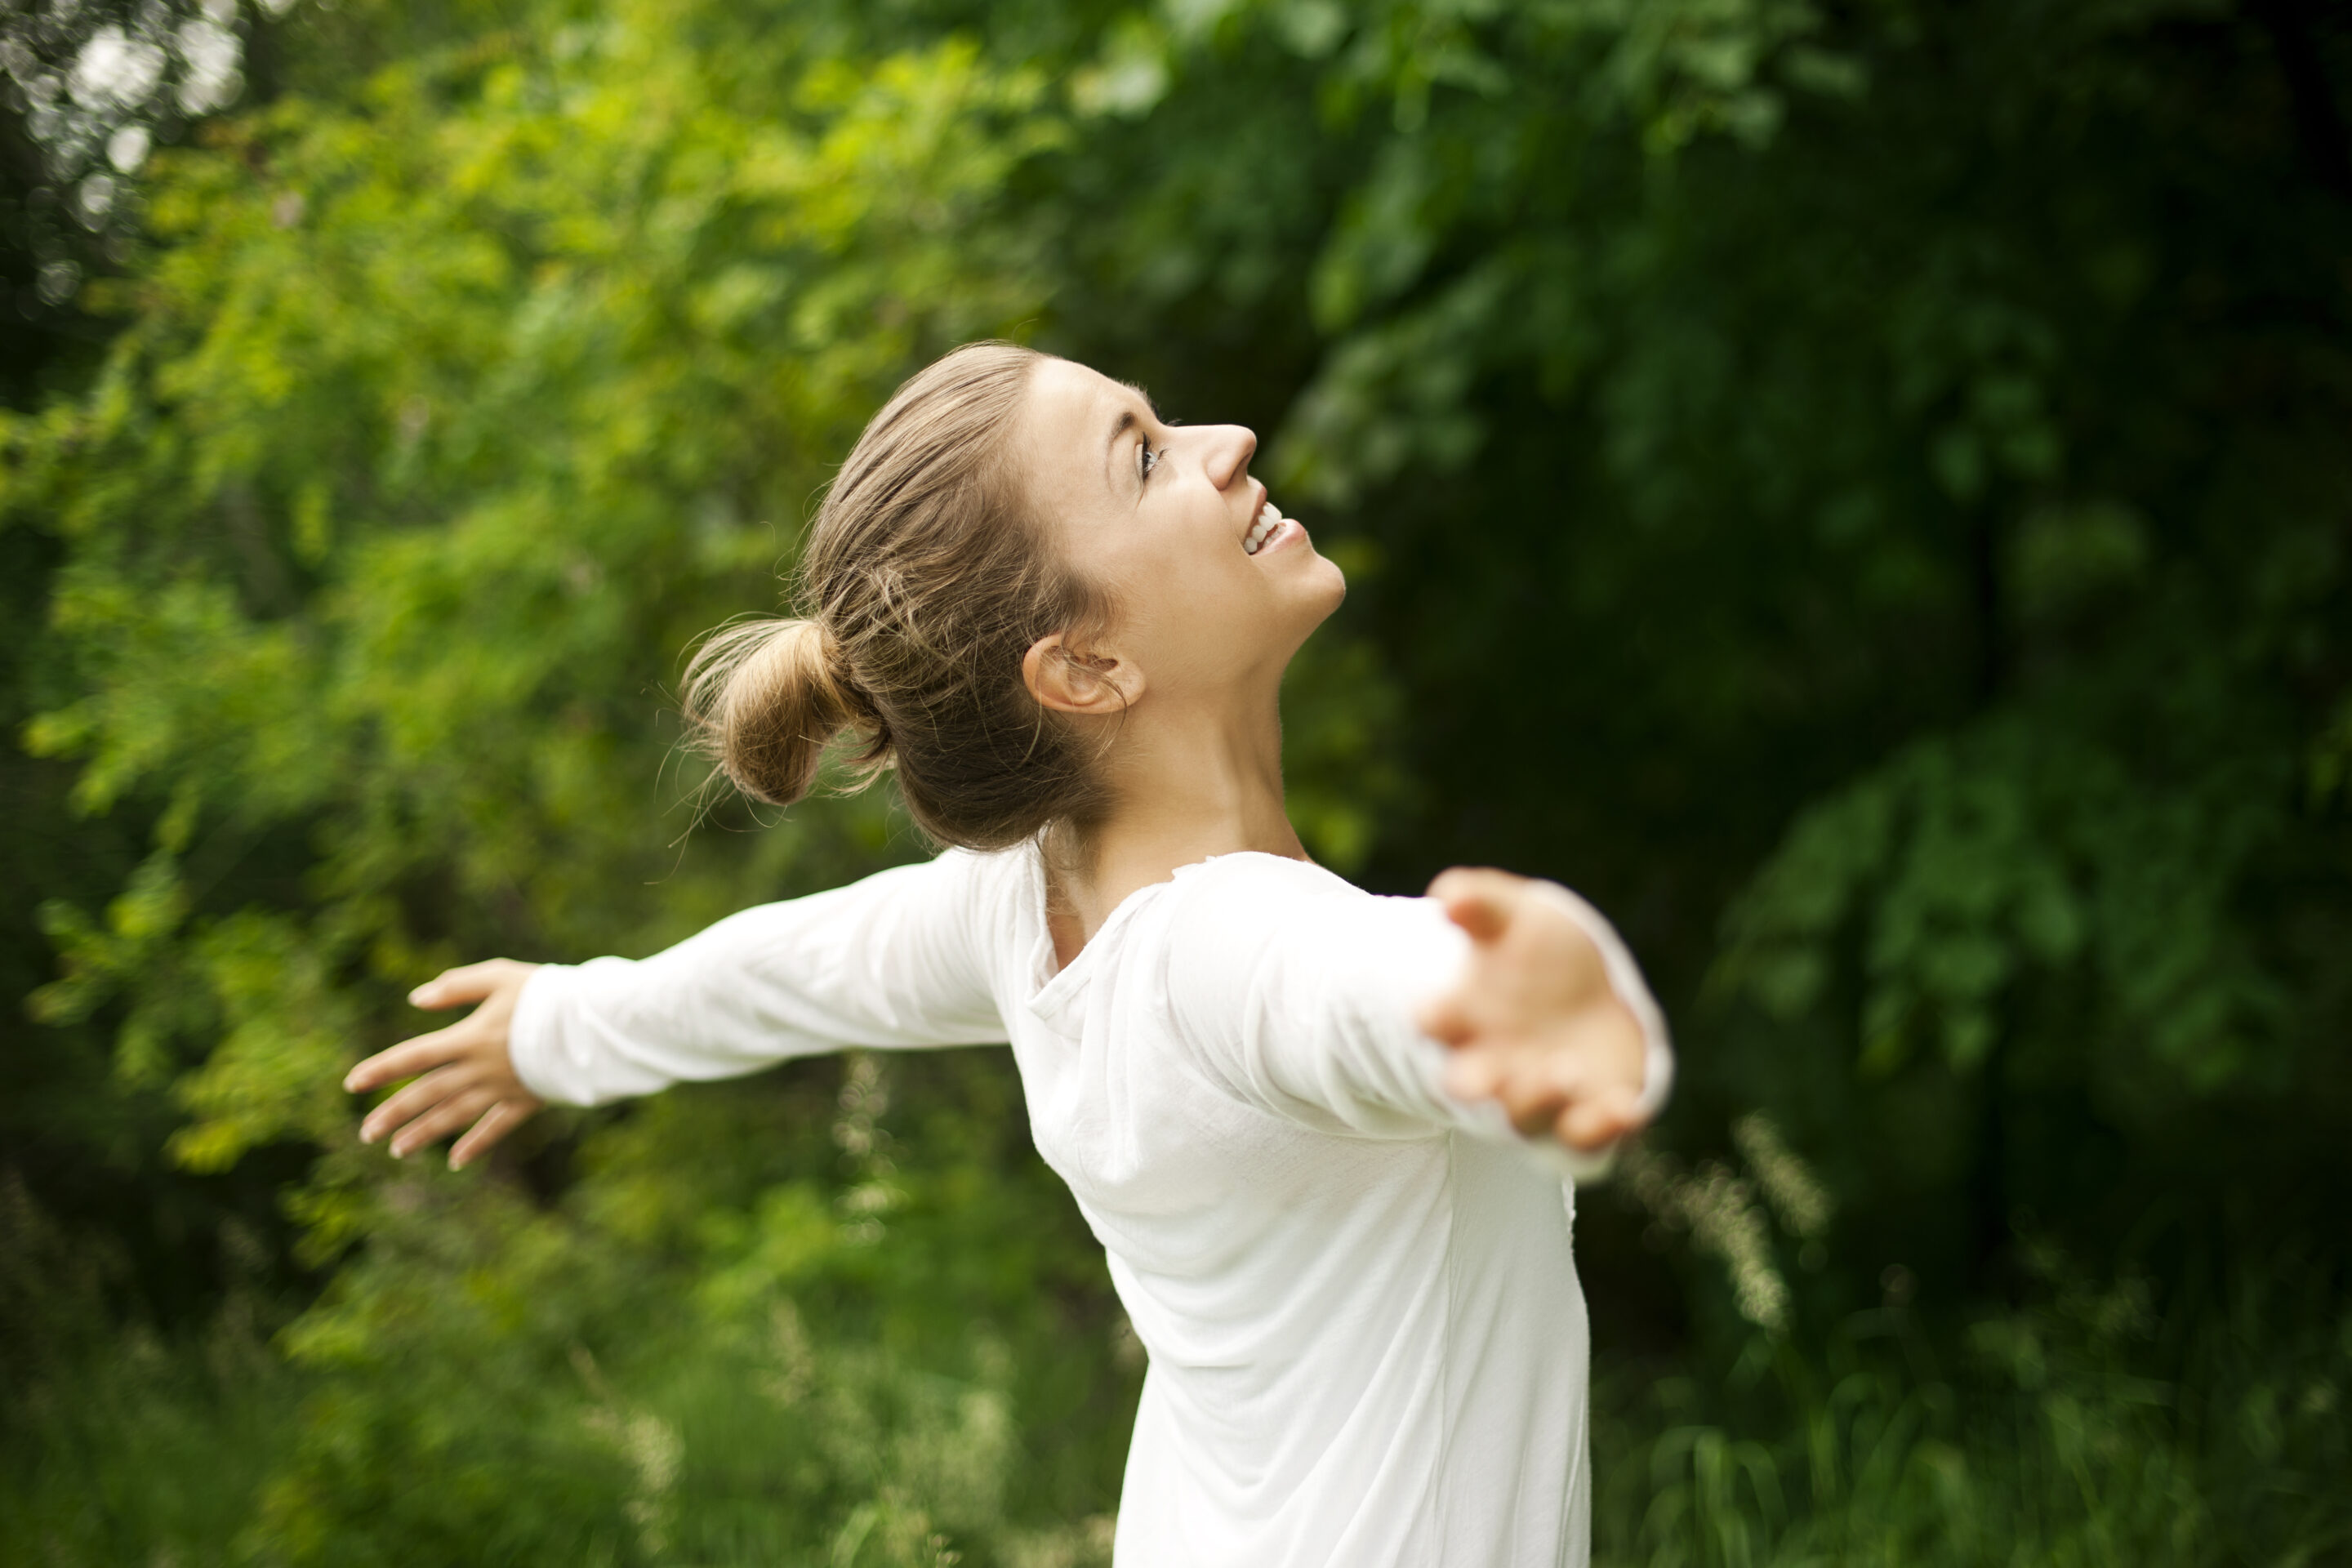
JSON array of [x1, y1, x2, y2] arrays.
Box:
[[1287, 555, 1349, 630], [1307, 549, 1348, 609]]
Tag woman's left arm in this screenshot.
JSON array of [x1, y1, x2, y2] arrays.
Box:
[[1165, 861, 1672, 1177]]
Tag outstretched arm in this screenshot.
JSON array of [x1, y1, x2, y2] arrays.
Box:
[[343, 849, 1015, 1168], [1166, 858, 1671, 1178]]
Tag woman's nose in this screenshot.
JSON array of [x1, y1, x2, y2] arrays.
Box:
[[1199, 424, 1258, 491]]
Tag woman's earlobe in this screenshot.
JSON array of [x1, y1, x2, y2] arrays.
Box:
[[1023, 634, 1140, 715]]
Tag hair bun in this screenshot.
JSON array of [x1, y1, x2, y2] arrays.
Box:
[[681, 618, 857, 806], [681, 341, 1107, 849]]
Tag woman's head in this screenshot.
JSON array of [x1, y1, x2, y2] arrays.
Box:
[[684, 342, 1344, 849], [1009, 354, 1344, 715]]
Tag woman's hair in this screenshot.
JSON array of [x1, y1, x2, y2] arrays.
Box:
[[681, 341, 1112, 850]]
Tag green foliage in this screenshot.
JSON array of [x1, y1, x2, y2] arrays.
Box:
[[2, 1053, 1133, 1565], [4, 0, 2349, 1557], [5, 2, 1139, 1554], [1720, 719, 2284, 1091], [242, 1054, 1131, 1566], [1592, 1246, 2352, 1568], [0, 1316, 301, 1566], [9, 0, 1061, 1162]]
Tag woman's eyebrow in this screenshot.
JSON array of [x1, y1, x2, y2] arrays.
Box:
[[1103, 407, 1140, 492], [1102, 382, 1160, 495]]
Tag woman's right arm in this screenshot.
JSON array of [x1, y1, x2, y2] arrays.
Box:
[[344, 849, 1012, 1167]]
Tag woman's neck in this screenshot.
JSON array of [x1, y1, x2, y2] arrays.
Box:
[[1045, 688, 1307, 967]]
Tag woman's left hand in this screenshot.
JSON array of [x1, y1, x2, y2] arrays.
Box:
[[1414, 868, 1650, 1152]]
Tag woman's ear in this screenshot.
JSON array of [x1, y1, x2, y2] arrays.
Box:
[[1023, 633, 1142, 716]]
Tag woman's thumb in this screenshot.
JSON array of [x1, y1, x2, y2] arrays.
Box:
[[1427, 867, 1521, 943]]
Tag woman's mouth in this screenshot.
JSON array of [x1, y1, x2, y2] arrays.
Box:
[[1245, 499, 1295, 555]]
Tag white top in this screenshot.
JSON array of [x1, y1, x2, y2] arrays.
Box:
[[510, 844, 1673, 1567]]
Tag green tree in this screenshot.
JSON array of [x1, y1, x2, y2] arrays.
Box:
[[6, 4, 1138, 1558], [5, 0, 2349, 1561]]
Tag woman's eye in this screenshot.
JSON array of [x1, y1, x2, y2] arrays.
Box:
[[1139, 443, 1165, 482]]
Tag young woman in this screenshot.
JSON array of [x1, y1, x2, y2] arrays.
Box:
[[343, 342, 1673, 1566]]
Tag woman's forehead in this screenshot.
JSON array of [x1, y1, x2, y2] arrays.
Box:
[[1030, 358, 1154, 425], [1019, 358, 1158, 500]]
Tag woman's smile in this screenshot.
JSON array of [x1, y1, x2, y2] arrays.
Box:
[[1245, 499, 1304, 558]]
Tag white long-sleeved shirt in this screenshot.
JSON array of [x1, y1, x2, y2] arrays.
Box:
[[509, 844, 1673, 1567]]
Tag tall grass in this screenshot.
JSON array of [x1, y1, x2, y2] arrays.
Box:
[[7, 1098, 2344, 1568], [1592, 1251, 2352, 1568], [7, 1250, 2341, 1566], [0, 1312, 301, 1565]]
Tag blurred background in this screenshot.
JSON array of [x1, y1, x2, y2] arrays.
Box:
[[3, 0, 2350, 1562]]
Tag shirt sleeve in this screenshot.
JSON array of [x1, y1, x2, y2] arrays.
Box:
[[1162, 858, 1674, 1181], [507, 849, 1012, 1107]]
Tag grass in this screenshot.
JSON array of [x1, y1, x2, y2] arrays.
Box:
[[1592, 1254, 2352, 1568], [1, 1308, 302, 1566], [3, 1249, 2343, 1567]]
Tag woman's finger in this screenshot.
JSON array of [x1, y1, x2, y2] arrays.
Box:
[[343, 1022, 475, 1094], [1503, 1085, 1569, 1137], [448, 1098, 538, 1171], [1447, 1031, 1637, 1142], [358, 1062, 476, 1145], [1416, 989, 1478, 1047], [408, 958, 528, 1012], [1503, 1064, 1639, 1146], [1446, 1037, 1566, 1128], [1557, 1085, 1644, 1151], [1442, 1045, 1506, 1101], [1489, 1059, 1575, 1134], [1425, 867, 1522, 943], [386, 1085, 500, 1159]]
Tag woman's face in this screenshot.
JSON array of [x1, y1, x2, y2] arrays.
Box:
[[1015, 357, 1346, 704]]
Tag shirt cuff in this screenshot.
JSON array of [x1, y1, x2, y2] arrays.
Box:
[[505, 962, 575, 1105]]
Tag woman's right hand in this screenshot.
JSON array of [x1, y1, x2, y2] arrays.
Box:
[[344, 959, 545, 1169]]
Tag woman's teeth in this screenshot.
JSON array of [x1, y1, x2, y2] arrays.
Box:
[[1245, 501, 1284, 555]]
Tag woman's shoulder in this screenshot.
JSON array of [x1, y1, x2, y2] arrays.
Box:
[[926, 839, 1045, 909], [1156, 850, 1418, 944], [1169, 849, 1362, 900], [1149, 849, 1464, 1049]]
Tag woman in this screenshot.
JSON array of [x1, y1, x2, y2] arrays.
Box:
[[343, 342, 1673, 1566]]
